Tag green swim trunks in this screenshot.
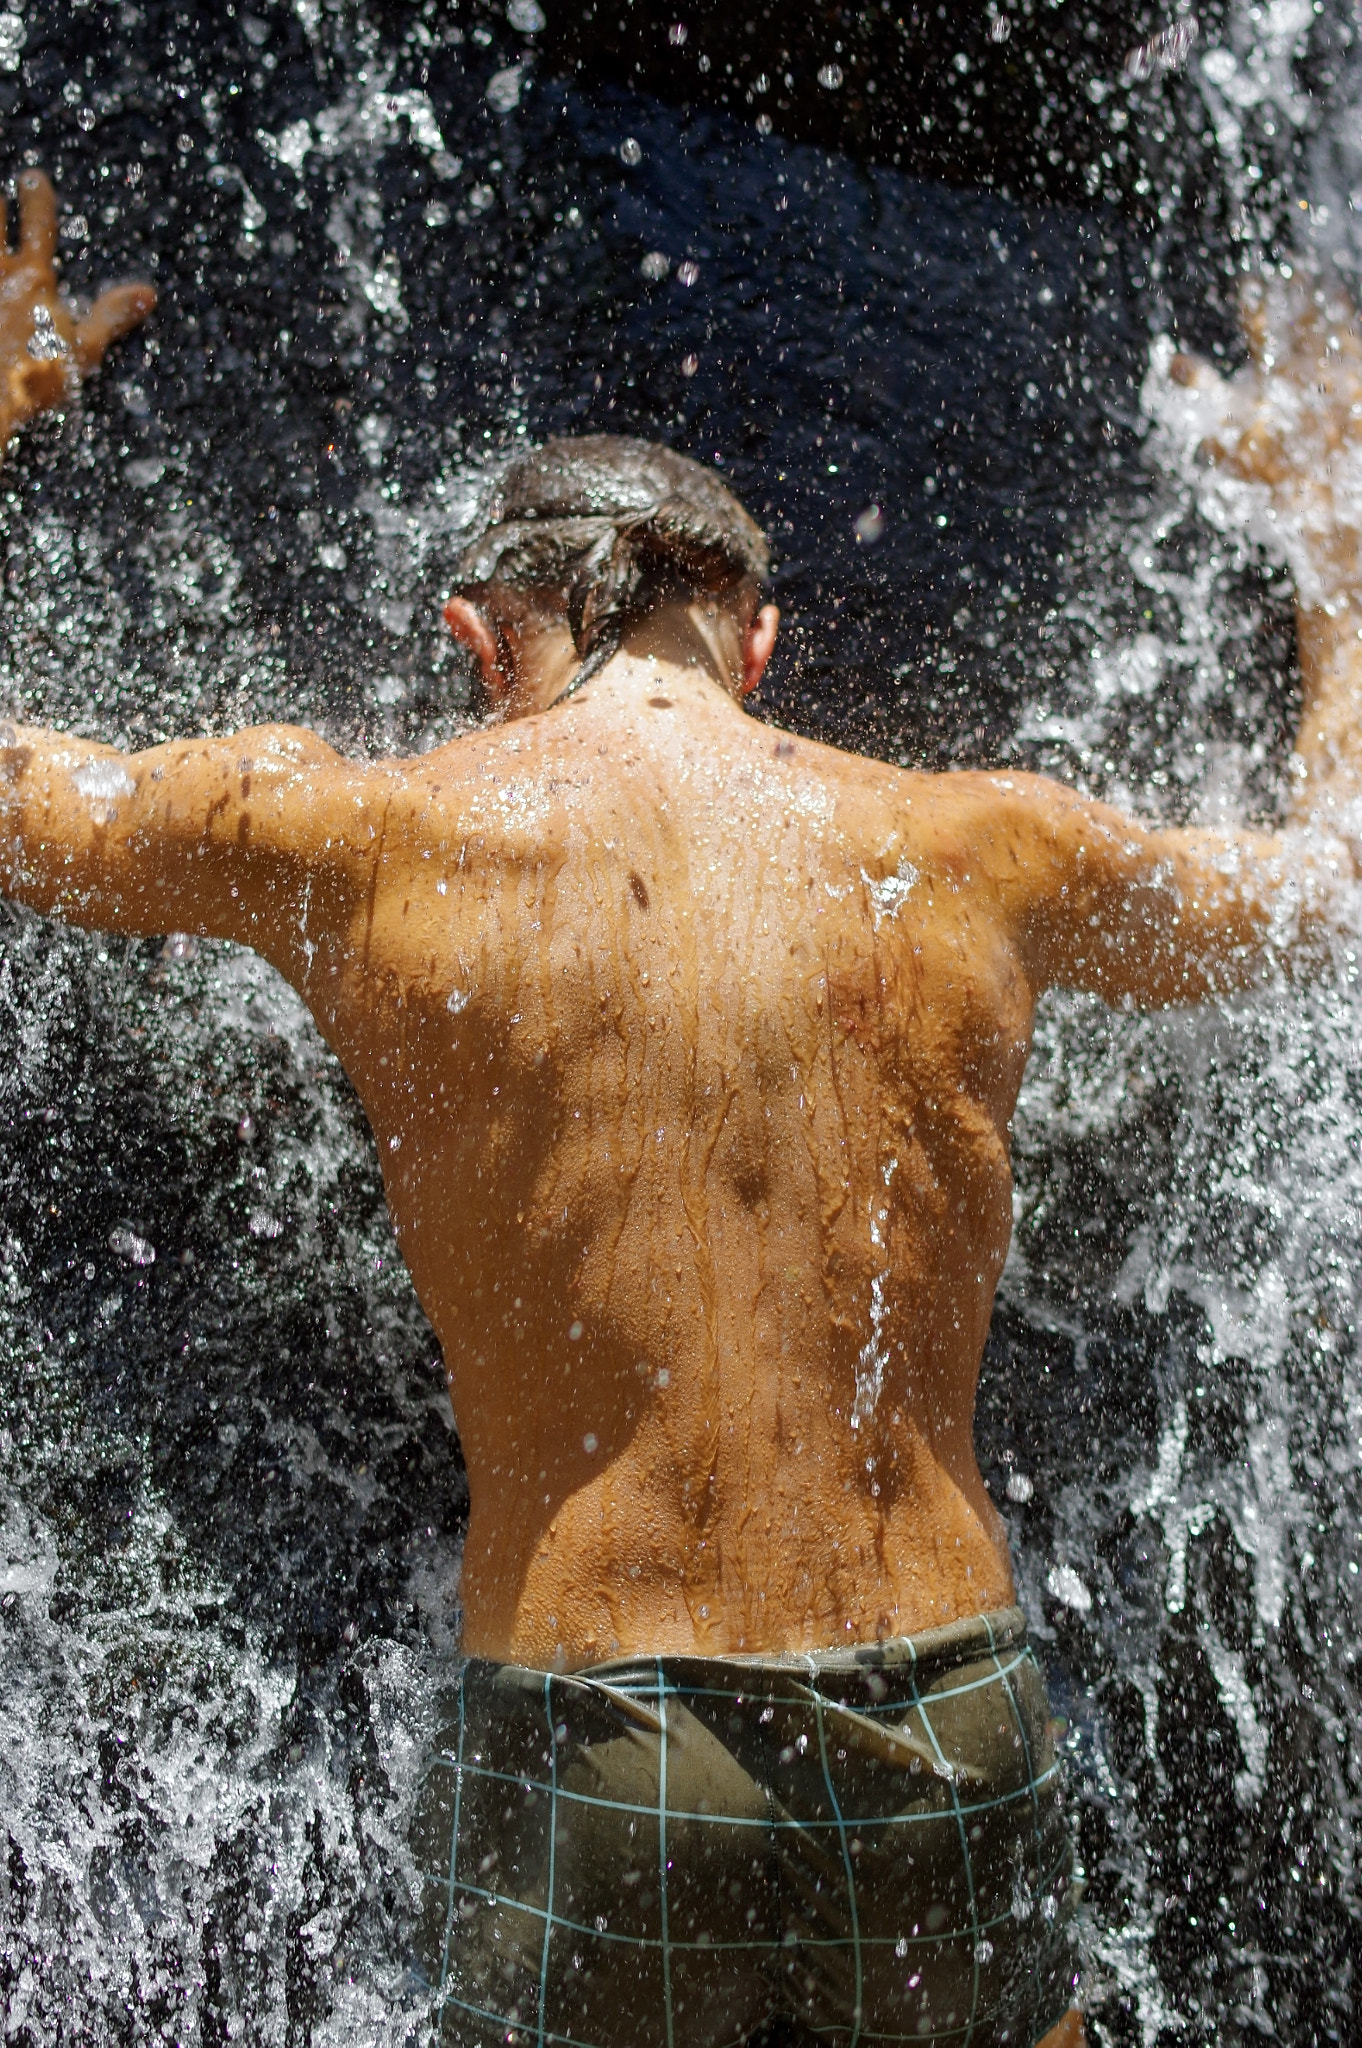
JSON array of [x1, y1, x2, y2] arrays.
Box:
[[413, 1606, 1078, 2048]]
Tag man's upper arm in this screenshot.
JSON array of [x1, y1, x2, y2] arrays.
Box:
[[0, 721, 377, 960], [976, 772, 1335, 1007]]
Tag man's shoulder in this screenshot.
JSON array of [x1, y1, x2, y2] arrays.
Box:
[[817, 760, 1126, 925], [353, 724, 531, 816], [793, 745, 1078, 841]]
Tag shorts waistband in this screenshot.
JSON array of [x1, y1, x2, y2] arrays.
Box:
[[482, 1604, 1029, 1690]]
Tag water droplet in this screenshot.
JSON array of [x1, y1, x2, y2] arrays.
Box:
[[974, 1938, 994, 1964], [676, 259, 700, 286], [1006, 1472, 1034, 1503], [124, 457, 165, 490], [263, 117, 312, 174], [568, 1321, 584, 1341], [817, 62, 843, 90], [619, 136, 642, 166], [109, 1227, 155, 1266], [486, 65, 524, 114], [0, 12, 26, 70], [640, 250, 670, 281], [680, 353, 699, 377], [27, 305, 69, 364], [1046, 1563, 1092, 1614], [854, 505, 884, 545], [668, 21, 688, 45], [357, 413, 391, 468], [507, 0, 545, 31], [583, 1431, 598, 1453], [989, 15, 1011, 41], [895, 1935, 909, 1959]]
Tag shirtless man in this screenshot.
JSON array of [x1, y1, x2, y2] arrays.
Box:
[[0, 170, 1357, 2048]]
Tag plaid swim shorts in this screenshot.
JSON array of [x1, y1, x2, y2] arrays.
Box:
[[412, 1606, 1079, 2048]]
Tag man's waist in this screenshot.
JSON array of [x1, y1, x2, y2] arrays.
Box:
[[468, 1603, 1029, 1688]]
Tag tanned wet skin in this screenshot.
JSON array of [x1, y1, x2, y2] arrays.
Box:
[[0, 186, 1358, 1677], [1, 175, 1361, 2048]]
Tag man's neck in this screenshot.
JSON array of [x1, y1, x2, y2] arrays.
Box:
[[503, 600, 743, 720], [579, 646, 737, 707]]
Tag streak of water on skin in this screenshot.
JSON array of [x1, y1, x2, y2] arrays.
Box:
[[852, 1155, 897, 1434]]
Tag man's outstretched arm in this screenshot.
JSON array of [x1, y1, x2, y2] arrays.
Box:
[[0, 167, 388, 966], [0, 722, 375, 974], [1168, 269, 1362, 833], [982, 276, 1362, 1009], [975, 773, 1350, 1009]]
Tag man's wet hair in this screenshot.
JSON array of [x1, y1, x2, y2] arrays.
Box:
[[451, 435, 771, 687]]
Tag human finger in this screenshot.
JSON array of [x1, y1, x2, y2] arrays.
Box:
[[73, 282, 156, 372], [1167, 349, 1220, 391], [16, 169, 57, 267], [1165, 349, 1240, 417], [4, 353, 70, 430]]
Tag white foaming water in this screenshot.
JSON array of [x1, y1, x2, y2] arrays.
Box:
[[2, 0, 1362, 2041], [0, 1481, 434, 2046], [0, 24, 492, 2031], [0, 917, 464, 2042], [998, 7, 1362, 2035]]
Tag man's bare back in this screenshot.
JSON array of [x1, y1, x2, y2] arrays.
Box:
[[352, 671, 1304, 1667], [0, 175, 1358, 1687], [368, 673, 1036, 1665], [1, 634, 1347, 1670]]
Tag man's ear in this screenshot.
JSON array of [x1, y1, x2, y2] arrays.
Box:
[[443, 596, 509, 698], [741, 604, 780, 696]]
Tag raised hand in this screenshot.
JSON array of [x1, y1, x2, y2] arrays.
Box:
[[0, 167, 155, 448], [1160, 270, 1362, 820], [1165, 270, 1362, 609]]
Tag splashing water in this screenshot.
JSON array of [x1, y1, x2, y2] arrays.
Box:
[[2, 0, 1362, 2042], [985, 7, 1362, 2038]]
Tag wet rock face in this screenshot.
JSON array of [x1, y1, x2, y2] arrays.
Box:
[[0, 0, 1159, 764], [0, 2, 1358, 2045], [542, 0, 1173, 209]]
